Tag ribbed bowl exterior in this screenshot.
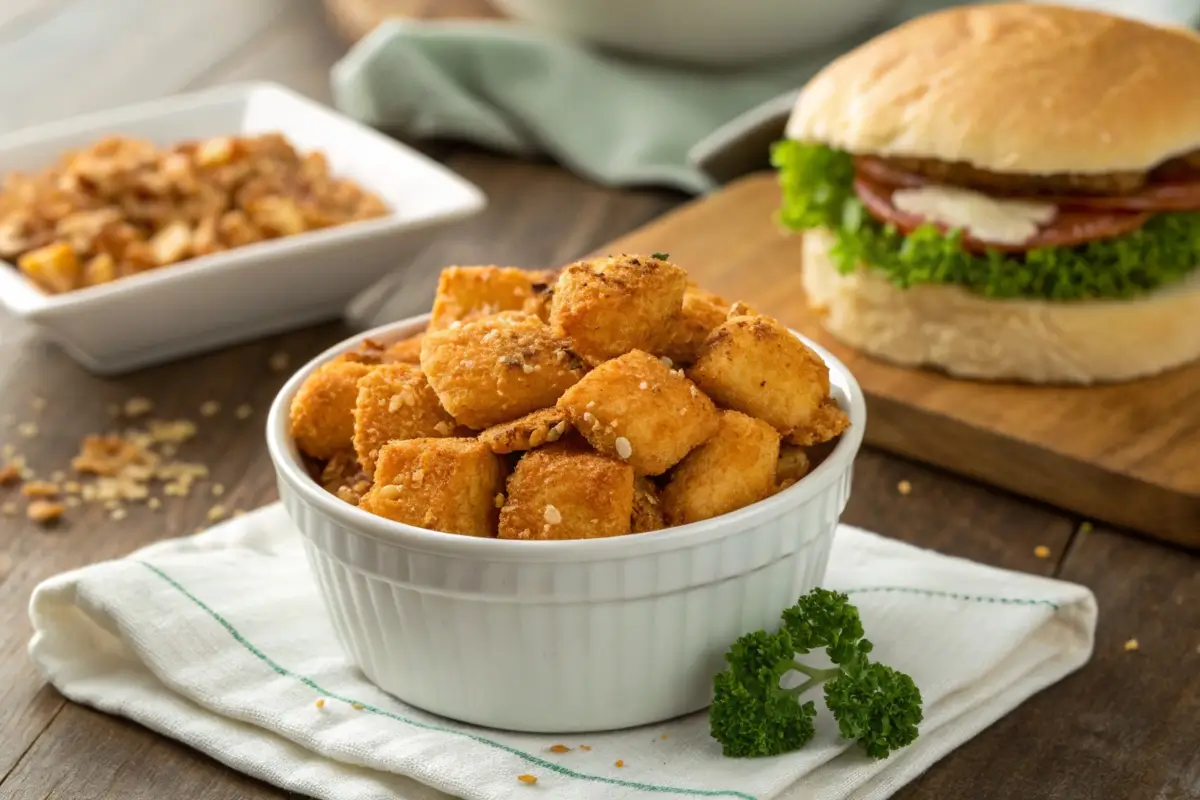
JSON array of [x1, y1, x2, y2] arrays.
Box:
[[278, 464, 851, 733]]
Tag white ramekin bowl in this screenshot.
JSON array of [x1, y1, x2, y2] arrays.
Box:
[[266, 313, 866, 733]]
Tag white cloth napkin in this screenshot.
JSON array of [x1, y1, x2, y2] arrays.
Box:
[[28, 504, 1096, 800]]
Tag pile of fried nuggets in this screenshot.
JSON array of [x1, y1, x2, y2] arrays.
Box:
[[289, 255, 850, 540]]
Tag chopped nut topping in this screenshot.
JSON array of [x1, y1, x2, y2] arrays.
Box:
[[614, 437, 633, 460]]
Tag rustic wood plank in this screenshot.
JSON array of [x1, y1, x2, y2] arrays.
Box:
[[895, 525, 1200, 800], [601, 172, 1200, 548], [323, 0, 503, 44]]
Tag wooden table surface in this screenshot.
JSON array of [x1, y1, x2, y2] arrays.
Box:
[[0, 2, 1196, 799]]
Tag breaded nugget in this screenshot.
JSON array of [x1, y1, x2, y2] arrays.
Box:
[[320, 450, 371, 505], [557, 349, 719, 476], [429, 266, 537, 331], [775, 445, 812, 491], [478, 407, 571, 454], [727, 301, 759, 318], [359, 438, 503, 537], [289, 360, 375, 459], [631, 476, 666, 533], [420, 312, 586, 430], [660, 286, 730, 366], [549, 254, 687, 364], [383, 333, 424, 365], [688, 314, 830, 435], [785, 396, 851, 446], [498, 444, 634, 540], [662, 411, 780, 525], [353, 363, 457, 477], [337, 337, 389, 365]]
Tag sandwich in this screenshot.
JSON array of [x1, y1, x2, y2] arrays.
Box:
[[777, 3, 1200, 384]]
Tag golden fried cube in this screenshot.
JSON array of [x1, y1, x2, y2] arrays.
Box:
[[549, 254, 687, 364], [353, 363, 457, 477], [383, 334, 424, 365], [359, 438, 503, 537], [785, 397, 851, 446], [498, 444, 634, 540], [689, 314, 830, 436], [631, 476, 666, 533], [557, 349, 718, 475], [289, 360, 375, 459], [662, 411, 780, 525], [420, 313, 586, 430], [659, 286, 730, 365], [429, 266, 538, 331], [775, 445, 812, 491], [18, 242, 80, 294], [82, 253, 118, 286], [478, 407, 571, 454]]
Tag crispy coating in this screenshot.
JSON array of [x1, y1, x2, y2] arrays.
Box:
[[353, 363, 457, 477], [289, 360, 375, 459], [337, 337, 389, 365], [478, 407, 571, 454], [785, 396, 851, 446], [428, 266, 540, 331], [557, 349, 719, 476], [549, 254, 687, 364], [383, 334, 424, 365], [320, 450, 371, 505], [689, 314, 830, 436], [525, 268, 561, 323], [727, 301, 759, 319], [660, 287, 730, 366], [359, 438, 503, 537], [631, 476, 666, 533], [498, 444, 634, 540], [662, 411, 780, 525], [775, 445, 812, 491], [420, 312, 587, 430]]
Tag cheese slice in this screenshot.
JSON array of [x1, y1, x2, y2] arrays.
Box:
[[891, 185, 1058, 246]]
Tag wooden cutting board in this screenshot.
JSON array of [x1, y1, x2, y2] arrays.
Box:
[[599, 172, 1200, 549]]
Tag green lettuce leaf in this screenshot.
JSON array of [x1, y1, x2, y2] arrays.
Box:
[[771, 140, 1200, 301]]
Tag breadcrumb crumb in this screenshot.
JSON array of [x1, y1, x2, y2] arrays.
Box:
[[0, 464, 19, 485], [351, 702, 365, 710], [124, 397, 154, 417], [315, 698, 326, 708], [549, 744, 571, 753], [200, 401, 221, 417], [897, 480, 912, 496], [27, 500, 65, 524], [235, 404, 253, 420], [1033, 545, 1051, 559], [614, 760, 625, 768], [517, 774, 538, 785], [1124, 638, 1139, 652], [579, 745, 591, 751], [269, 352, 290, 372]]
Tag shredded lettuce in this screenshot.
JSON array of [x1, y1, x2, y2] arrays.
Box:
[[772, 140, 1200, 301]]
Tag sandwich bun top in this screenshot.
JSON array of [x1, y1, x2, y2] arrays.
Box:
[[785, 4, 1200, 175]]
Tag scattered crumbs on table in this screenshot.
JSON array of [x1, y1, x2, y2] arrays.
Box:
[[200, 401, 221, 417], [1124, 638, 1139, 652], [212, 483, 225, 497], [147, 497, 162, 510], [660, 734, 669, 740], [207, 505, 228, 522], [269, 352, 290, 372], [548, 744, 571, 753], [614, 760, 625, 768], [579, 744, 591, 751], [1079, 521, 1093, 534], [234, 404, 253, 420], [110, 507, 128, 521], [27, 500, 65, 524], [897, 480, 912, 496], [517, 774, 538, 785], [0, 464, 19, 485], [315, 698, 326, 709], [351, 702, 365, 710], [1033, 545, 1051, 559], [124, 397, 154, 417]]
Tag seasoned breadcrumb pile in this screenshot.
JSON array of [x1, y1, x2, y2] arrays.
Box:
[[289, 256, 851, 540]]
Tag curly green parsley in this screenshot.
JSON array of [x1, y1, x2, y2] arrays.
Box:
[[771, 140, 1200, 301]]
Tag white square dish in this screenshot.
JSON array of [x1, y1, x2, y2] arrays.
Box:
[[0, 82, 486, 375]]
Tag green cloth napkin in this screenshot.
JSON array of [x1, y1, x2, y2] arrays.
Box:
[[331, 1, 1200, 195]]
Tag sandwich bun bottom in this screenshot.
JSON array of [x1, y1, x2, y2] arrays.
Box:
[[800, 229, 1200, 384]]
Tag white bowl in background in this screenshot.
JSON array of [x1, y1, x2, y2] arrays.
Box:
[[266, 313, 867, 733], [490, 0, 897, 66], [0, 83, 486, 375]]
